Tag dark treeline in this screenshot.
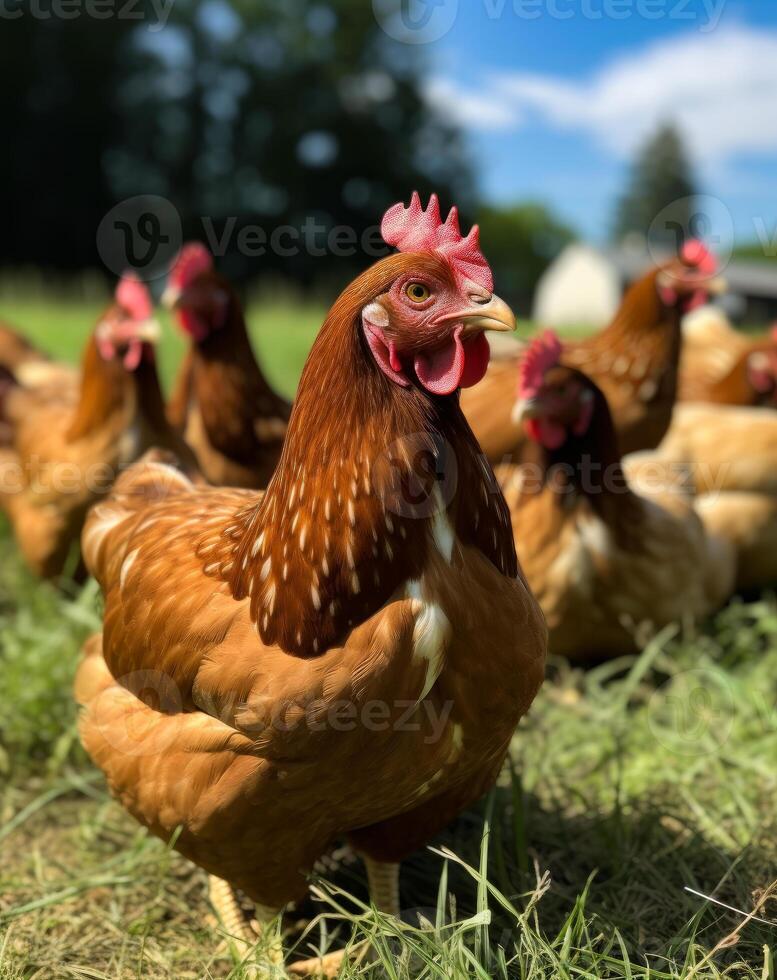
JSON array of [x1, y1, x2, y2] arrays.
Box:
[[0, 0, 472, 291]]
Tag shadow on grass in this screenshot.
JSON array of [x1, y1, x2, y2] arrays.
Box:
[[287, 784, 776, 974]]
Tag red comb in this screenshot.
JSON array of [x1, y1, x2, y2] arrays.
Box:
[[381, 192, 494, 292], [115, 273, 152, 321], [169, 242, 214, 290], [681, 239, 717, 276], [518, 330, 562, 398]]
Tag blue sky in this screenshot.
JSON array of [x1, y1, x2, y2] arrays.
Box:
[[391, 0, 777, 244]]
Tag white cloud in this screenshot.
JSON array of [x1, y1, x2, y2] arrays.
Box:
[[427, 26, 777, 164], [423, 77, 522, 131]]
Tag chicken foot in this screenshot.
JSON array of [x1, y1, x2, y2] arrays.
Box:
[[208, 875, 284, 973], [286, 859, 400, 978]]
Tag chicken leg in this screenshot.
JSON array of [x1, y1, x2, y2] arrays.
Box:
[[286, 858, 400, 977], [209, 875, 284, 971]]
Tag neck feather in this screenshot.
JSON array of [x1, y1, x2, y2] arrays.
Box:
[[191, 294, 289, 459], [519, 391, 644, 546], [203, 298, 516, 657], [67, 336, 132, 441]]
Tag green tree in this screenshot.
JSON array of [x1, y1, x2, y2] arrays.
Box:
[[106, 0, 472, 288], [613, 123, 696, 249]]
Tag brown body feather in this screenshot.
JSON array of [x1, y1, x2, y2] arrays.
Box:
[[657, 403, 777, 495], [681, 340, 776, 406], [76, 252, 546, 908]]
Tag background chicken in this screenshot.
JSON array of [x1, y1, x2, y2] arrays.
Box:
[[163, 243, 291, 488], [74, 195, 546, 975], [657, 402, 777, 496], [679, 306, 777, 406], [0, 320, 78, 392], [0, 275, 194, 579], [497, 331, 734, 662], [649, 400, 777, 591], [463, 240, 726, 462]]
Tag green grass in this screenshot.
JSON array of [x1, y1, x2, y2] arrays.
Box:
[[0, 299, 325, 398], [1, 301, 776, 979]]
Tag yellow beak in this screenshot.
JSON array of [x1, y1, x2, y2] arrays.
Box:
[[135, 318, 162, 345], [442, 292, 517, 338], [161, 285, 181, 310], [511, 396, 543, 425]]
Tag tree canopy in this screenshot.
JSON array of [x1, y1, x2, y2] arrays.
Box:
[[613, 123, 697, 250], [0, 0, 471, 289]]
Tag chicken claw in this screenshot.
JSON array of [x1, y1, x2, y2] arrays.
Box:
[[209, 875, 284, 972]]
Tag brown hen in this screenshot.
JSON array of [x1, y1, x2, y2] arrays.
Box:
[[497, 331, 734, 662], [163, 243, 291, 488], [0, 320, 78, 397], [0, 275, 194, 579], [75, 195, 546, 974], [463, 240, 726, 462]]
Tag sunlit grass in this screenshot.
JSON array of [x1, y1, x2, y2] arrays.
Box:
[[1, 527, 775, 978], [0, 301, 776, 977]]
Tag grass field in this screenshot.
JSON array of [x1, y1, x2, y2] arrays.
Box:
[[1, 302, 776, 979]]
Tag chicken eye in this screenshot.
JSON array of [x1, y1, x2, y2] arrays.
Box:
[[405, 282, 431, 303]]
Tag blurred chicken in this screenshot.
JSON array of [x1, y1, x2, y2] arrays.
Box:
[[498, 331, 734, 662], [695, 492, 777, 591], [648, 400, 777, 590], [463, 240, 725, 461], [75, 194, 546, 975], [680, 305, 777, 406], [163, 243, 291, 487], [658, 402, 777, 495], [0, 275, 194, 579], [0, 320, 77, 391]]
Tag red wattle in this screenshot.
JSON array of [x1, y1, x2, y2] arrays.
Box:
[[178, 309, 210, 342], [525, 417, 567, 450], [459, 332, 491, 388], [414, 326, 492, 396], [364, 323, 410, 387], [123, 339, 143, 372], [414, 330, 465, 395]]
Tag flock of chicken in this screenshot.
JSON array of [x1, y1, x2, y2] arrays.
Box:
[[1, 193, 776, 975]]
